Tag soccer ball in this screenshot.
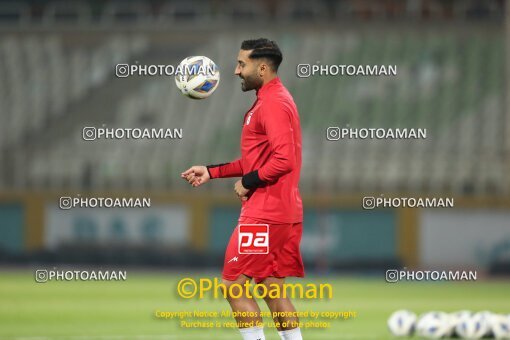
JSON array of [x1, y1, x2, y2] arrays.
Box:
[[455, 311, 492, 339], [488, 314, 510, 339], [387, 310, 417, 336], [416, 311, 452, 339], [174, 56, 220, 99], [449, 310, 473, 337]]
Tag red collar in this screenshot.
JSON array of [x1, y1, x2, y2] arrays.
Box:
[[256, 77, 281, 99]]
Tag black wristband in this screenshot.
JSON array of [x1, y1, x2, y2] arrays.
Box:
[[242, 170, 265, 190]]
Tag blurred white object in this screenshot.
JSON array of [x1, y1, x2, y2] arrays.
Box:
[[488, 314, 510, 340], [387, 310, 417, 336], [416, 311, 452, 339], [455, 311, 492, 339], [448, 310, 472, 337]]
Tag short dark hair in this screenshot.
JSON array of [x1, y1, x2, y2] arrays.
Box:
[[241, 38, 282, 71]]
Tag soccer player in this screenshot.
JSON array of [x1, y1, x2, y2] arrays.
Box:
[[181, 38, 304, 340]]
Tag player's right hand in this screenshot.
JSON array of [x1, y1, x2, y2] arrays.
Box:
[[181, 165, 210, 187]]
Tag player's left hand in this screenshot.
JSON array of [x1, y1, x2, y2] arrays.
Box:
[[234, 180, 249, 201]]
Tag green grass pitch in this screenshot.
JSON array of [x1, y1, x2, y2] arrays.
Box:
[[0, 270, 508, 339]]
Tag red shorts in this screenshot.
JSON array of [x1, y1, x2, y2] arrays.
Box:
[[222, 217, 305, 284]]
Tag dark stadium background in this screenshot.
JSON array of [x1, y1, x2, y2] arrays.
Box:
[[0, 1, 509, 339]]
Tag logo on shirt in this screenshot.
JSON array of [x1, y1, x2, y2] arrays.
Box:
[[238, 224, 269, 254], [227, 256, 238, 263], [245, 111, 254, 125]]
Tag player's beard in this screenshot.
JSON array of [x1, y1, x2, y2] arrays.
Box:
[[240, 73, 262, 92]]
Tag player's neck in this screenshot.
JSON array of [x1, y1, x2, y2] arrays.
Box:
[[260, 74, 278, 88]]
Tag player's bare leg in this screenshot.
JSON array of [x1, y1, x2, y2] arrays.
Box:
[[261, 277, 303, 340], [222, 274, 265, 340]]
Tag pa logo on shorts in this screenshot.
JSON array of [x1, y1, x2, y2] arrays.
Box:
[[238, 224, 269, 254]]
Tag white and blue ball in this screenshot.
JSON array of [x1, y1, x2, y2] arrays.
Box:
[[488, 314, 510, 339], [455, 311, 492, 339], [175, 56, 220, 99], [449, 310, 473, 337], [416, 311, 452, 339], [387, 310, 417, 336]]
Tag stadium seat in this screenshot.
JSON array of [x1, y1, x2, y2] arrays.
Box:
[[2, 28, 504, 195]]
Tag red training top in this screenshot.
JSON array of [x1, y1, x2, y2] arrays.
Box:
[[208, 77, 303, 223]]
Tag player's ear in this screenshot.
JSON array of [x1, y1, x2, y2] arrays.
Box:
[[258, 62, 267, 77]]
